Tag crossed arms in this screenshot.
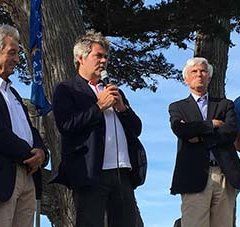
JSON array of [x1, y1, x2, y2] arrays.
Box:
[[169, 100, 237, 147]]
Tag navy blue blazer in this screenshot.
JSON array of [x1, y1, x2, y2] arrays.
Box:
[[0, 86, 48, 202], [52, 75, 146, 189], [169, 95, 240, 195]]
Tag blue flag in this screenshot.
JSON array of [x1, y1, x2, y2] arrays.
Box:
[[30, 0, 51, 116]]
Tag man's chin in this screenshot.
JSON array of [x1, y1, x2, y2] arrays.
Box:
[[8, 70, 15, 76], [1, 70, 14, 79], [196, 84, 207, 89], [91, 73, 101, 82], [6, 67, 15, 74], [196, 86, 207, 93]]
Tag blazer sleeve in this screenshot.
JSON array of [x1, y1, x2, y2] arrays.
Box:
[[203, 100, 237, 146], [169, 102, 214, 140], [53, 82, 103, 136], [0, 125, 49, 167], [0, 122, 33, 163], [116, 90, 142, 137], [31, 127, 49, 167], [0, 87, 49, 166], [11, 87, 49, 166]]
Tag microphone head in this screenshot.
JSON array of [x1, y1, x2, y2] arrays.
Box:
[[101, 70, 109, 85]]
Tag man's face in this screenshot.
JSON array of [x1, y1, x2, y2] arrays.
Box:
[[78, 43, 108, 82], [0, 36, 19, 80], [184, 63, 211, 94]]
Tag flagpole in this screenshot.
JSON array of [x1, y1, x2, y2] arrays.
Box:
[[35, 200, 41, 227], [35, 113, 41, 227]]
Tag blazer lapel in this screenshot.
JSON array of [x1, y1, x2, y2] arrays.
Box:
[[73, 75, 98, 101], [207, 97, 218, 120], [183, 95, 203, 121]]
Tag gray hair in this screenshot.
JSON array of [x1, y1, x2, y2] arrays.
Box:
[[73, 30, 110, 69], [0, 24, 20, 50], [182, 57, 213, 80]]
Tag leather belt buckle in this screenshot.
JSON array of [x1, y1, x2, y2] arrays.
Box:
[[209, 160, 218, 167]]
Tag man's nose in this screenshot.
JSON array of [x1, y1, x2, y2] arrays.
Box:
[[196, 70, 203, 77], [101, 57, 108, 63]]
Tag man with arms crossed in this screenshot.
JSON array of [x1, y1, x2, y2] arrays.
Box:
[[0, 24, 48, 227], [52, 30, 145, 227], [169, 57, 240, 227]]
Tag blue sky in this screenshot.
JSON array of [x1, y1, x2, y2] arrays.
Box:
[[9, 2, 240, 225]]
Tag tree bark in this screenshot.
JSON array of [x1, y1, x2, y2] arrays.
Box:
[[194, 18, 231, 98]]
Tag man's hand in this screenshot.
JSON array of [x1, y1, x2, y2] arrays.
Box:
[[212, 119, 225, 128], [23, 148, 45, 175], [113, 90, 127, 112], [97, 85, 119, 111]]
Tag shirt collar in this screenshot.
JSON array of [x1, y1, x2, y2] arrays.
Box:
[[191, 92, 208, 102], [0, 77, 12, 91], [88, 79, 104, 87]]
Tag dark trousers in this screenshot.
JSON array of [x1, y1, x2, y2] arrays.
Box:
[[73, 168, 138, 227], [107, 194, 144, 227]]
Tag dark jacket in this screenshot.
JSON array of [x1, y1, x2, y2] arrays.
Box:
[[169, 95, 240, 195], [0, 86, 49, 202], [52, 75, 146, 189]]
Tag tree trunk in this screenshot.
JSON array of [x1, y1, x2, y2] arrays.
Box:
[[9, 1, 85, 226], [194, 18, 230, 98]]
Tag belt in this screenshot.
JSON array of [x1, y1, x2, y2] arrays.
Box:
[[209, 160, 218, 167]]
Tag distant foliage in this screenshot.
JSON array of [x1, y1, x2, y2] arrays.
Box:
[[0, 6, 31, 84], [1, 1, 240, 90], [80, 0, 240, 91], [0, 5, 13, 24]]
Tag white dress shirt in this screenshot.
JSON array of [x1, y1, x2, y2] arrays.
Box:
[[89, 82, 131, 169], [0, 78, 33, 147]]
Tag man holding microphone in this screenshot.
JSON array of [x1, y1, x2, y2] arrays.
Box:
[[52, 30, 145, 227]]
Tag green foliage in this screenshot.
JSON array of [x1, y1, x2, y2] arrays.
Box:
[[80, 0, 240, 91], [0, 5, 13, 25], [16, 48, 31, 85], [2, 1, 240, 91], [0, 6, 31, 85], [108, 38, 181, 92]]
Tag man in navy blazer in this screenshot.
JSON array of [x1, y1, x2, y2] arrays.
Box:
[[169, 57, 240, 227], [0, 25, 48, 227], [53, 30, 145, 227]]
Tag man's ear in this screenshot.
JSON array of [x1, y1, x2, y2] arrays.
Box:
[[78, 55, 83, 65], [184, 77, 189, 86], [208, 75, 212, 83]]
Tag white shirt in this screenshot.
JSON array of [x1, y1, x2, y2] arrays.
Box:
[[0, 78, 33, 147], [192, 93, 208, 120], [191, 93, 208, 106], [89, 82, 131, 169]]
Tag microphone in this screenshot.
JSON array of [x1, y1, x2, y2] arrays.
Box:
[[100, 70, 110, 85]]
